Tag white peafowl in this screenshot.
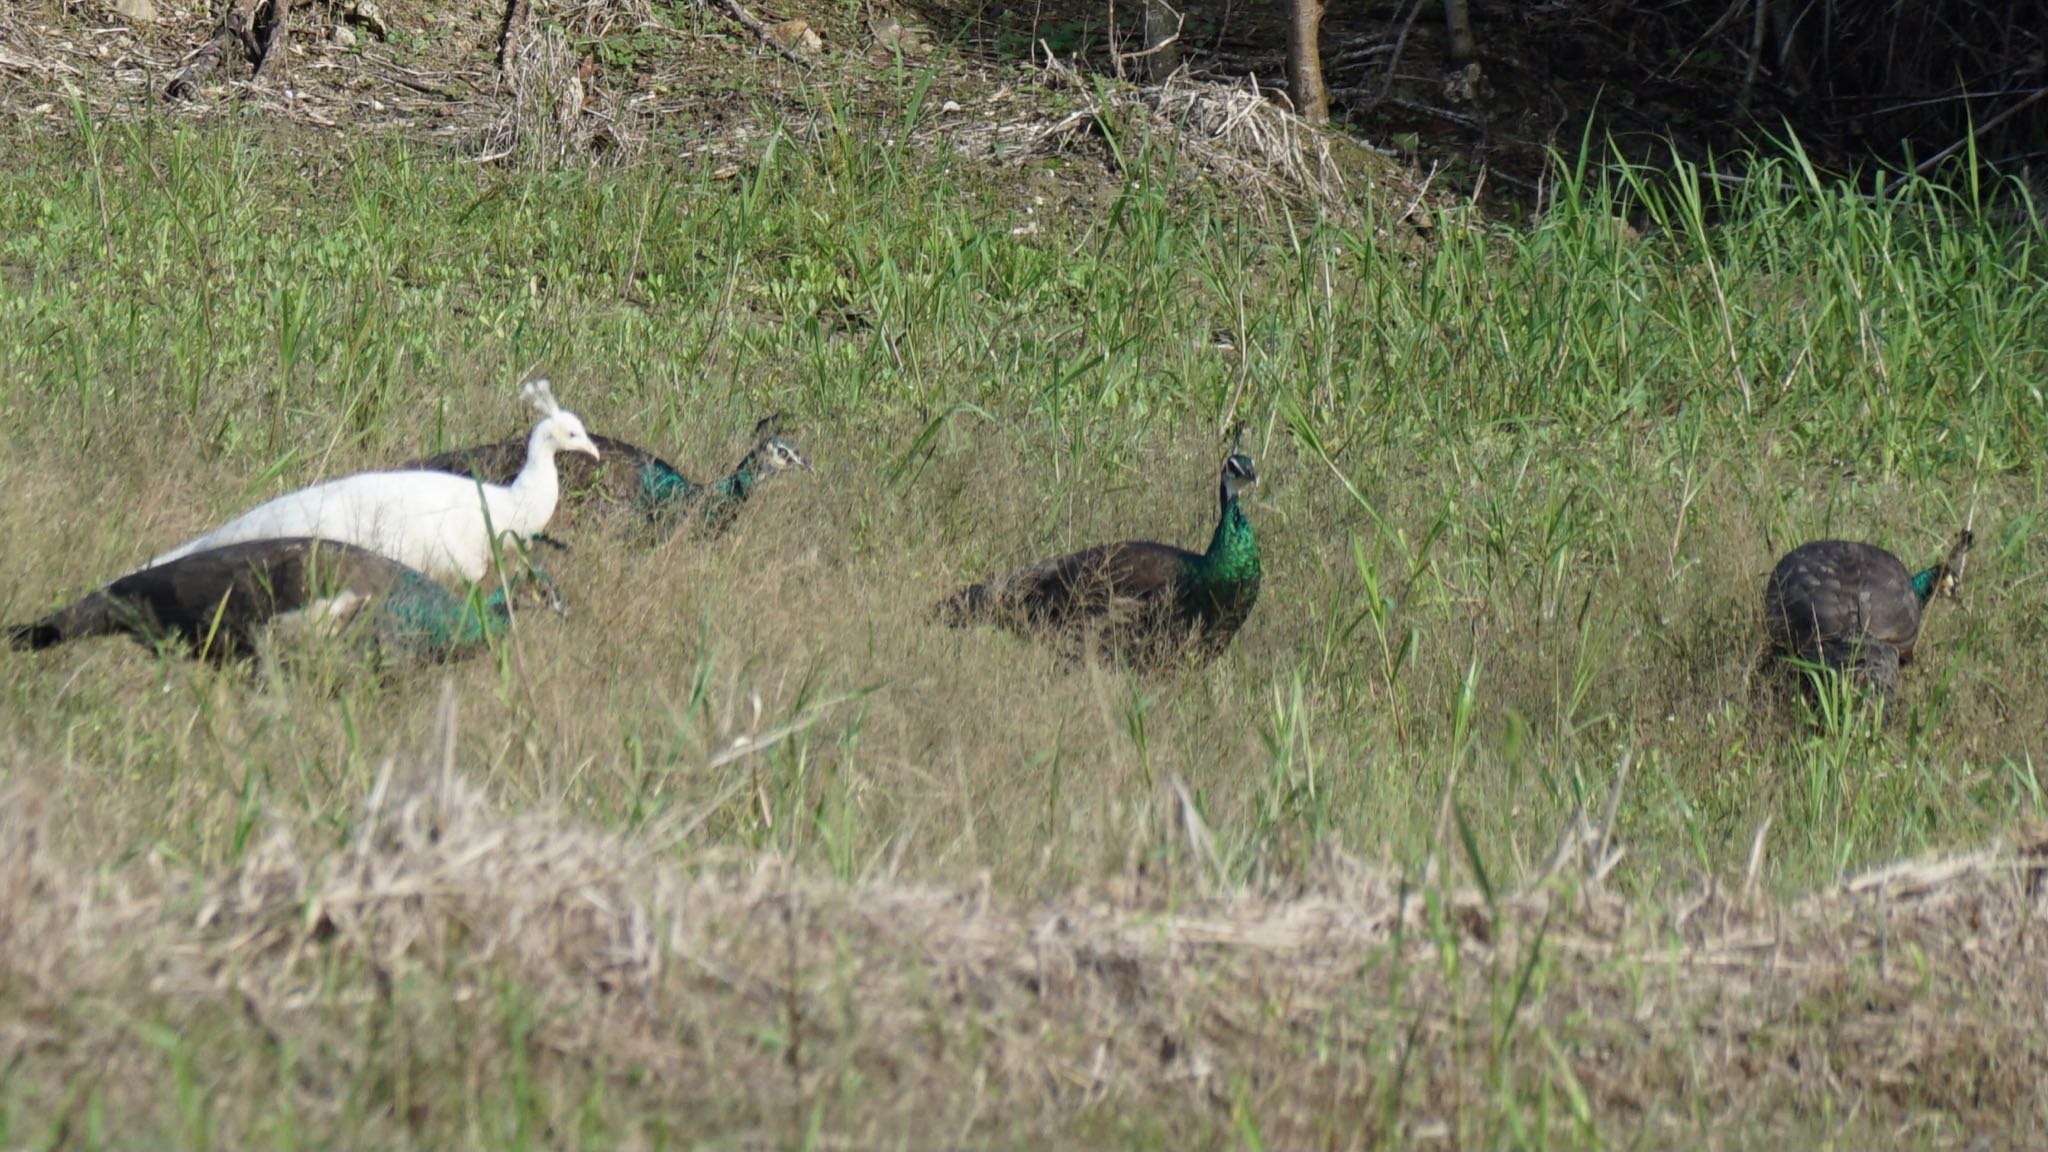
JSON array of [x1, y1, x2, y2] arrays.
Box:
[[141, 379, 599, 584]]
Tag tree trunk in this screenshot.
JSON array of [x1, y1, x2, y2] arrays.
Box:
[[1141, 0, 1181, 83], [1444, 0, 1475, 62], [1285, 0, 1329, 124]]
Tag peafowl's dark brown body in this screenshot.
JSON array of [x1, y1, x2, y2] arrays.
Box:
[[939, 452, 1262, 668], [8, 537, 561, 666], [407, 417, 811, 537], [1762, 532, 1972, 703]]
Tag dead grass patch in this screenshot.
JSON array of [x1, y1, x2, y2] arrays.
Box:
[[5, 710, 2046, 1145], [481, 17, 646, 166], [1011, 59, 1359, 221]]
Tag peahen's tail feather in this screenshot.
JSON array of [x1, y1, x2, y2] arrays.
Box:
[[7, 621, 58, 650], [10, 612, 87, 651], [8, 594, 138, 652]]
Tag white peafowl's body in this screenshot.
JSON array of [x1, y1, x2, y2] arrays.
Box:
[[142, 380, 600, 584]]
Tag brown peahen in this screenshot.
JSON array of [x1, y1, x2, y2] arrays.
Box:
[[1761, 530, 1973, 703], [10, 537, 564, 667], [408, 415, 812, 538], [938, 448, 1262, 667]]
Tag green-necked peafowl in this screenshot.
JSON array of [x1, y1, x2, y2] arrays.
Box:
[[10, 537, 564, 667], [1762, 530, 1973, 703], [408, 415, 812, 538], [939, 448, 1262, 667]]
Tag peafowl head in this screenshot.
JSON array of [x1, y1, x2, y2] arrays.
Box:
[[520, 568, 570, 619], [745, 414, 816, 479], [505, 537, 572, 619], [1916, 528, 1975, 604], [486, 565, 569, 622], [1219, 450, 1258, 504], [521, 378, 602, 462], [754, 436, 814, 477]]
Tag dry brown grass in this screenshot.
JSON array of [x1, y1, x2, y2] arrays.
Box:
[[482, 2, 652, 166], [1007, 58, 1363, 221], [6, 709, 2048, 1146]]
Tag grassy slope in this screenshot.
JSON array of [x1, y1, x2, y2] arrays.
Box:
[[1, 86, 2046, 1146]]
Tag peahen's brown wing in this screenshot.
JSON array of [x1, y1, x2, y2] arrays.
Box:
[[1764, 540, 1923, 664], [939, 540, 1193, 631], [409, 439, 530, 486]]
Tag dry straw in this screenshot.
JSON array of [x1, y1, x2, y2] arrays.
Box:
[[481, 2, 648, 166], [7, 692, 2048, 1136], [1014, 60, 1354, 220]]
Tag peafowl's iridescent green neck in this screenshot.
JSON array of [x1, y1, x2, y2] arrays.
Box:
[[638, 458, 757, 532], [380, 572, 513, 658], [1911, 564, 1942, 606], [1189, 495, 1260, 590], [684, 446, 776, 535], [638, 461, 702, 512], [702, 466, 758, 521], [1173, 489, 1261, 645]]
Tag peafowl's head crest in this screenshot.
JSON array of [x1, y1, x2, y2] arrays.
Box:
[[521, 378, 601, 462], [522, 377, 562, 417], [747, 414, 815, 477]]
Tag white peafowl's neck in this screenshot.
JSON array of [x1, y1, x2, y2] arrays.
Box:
[[496, 419, 563, 537]]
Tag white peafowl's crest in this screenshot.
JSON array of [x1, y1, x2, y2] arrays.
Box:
[[521, 377, 562, 418], [520, 378, 598, 464]]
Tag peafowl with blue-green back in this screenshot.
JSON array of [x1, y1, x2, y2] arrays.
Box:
[[9, 537, 564, 667], [408, 415, 812, 539], [939, 446, 1262, 667]]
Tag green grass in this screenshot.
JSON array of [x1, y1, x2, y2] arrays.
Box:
[[2, 95, 2047, 1146]]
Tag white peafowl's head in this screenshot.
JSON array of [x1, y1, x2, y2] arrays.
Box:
[[521, 378, 601, 462]]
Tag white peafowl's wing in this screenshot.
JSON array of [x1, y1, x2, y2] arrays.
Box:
[[142, 471, 529, 583]]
